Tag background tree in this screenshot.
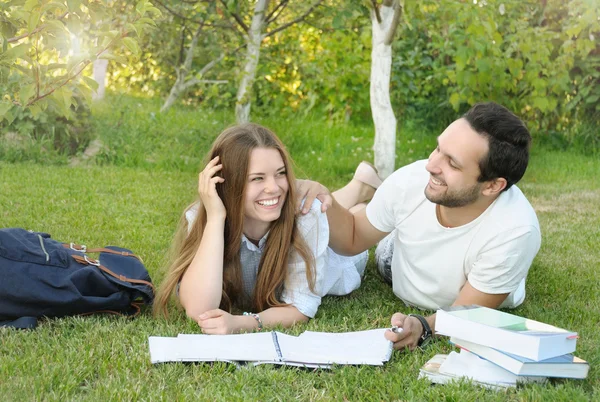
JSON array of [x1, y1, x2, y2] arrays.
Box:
[[154, 1, 234, 113], [366, 0, 402, 178], [220, 0, 324, 123]]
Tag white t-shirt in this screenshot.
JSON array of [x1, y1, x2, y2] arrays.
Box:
[[366, 160, 541, 310]]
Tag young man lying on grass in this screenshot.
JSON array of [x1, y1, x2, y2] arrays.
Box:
[[302, 102, 541, 351]]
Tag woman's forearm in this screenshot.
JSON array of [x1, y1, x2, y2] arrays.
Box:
[[179, 217, 226, 318], [256, 305, 309, 329]]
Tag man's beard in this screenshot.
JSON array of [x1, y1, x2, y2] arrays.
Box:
[[424, 182, 482, 208]]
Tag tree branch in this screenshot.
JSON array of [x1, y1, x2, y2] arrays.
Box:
[[265, 0, 289, 24], [7, 12, 69, 43], [26, 60, 87, 107], [180, 44, 244, 90], [183, 25, 204, 73], [370, 0, 382, 24], [153, 0, 196, 24], [182, 78, 228, 90], [153, 0, 230, 29], [265, 0, 323, 37], [383, 0, 402, 45], [219, 0, 249, 33], [25, 30, 126, 107], [178, 27, 187, 66], [197, 52, 225, 76]]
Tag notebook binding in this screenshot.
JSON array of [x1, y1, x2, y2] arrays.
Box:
[[271, 332, 283, 362]]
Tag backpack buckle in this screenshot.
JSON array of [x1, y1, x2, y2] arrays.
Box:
[[83, 255, 100, 266], [70, 243, 87, 253]]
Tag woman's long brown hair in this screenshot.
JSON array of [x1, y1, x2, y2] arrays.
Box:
[[154, 124, 315, 317]]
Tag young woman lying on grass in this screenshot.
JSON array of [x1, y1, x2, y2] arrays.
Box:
[[154, 123, 381, 334]]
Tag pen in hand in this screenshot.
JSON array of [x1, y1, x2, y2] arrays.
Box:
[[391, 326, 403, 333]]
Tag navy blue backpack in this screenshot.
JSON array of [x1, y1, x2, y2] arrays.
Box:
[[0, 228, 155, 329]]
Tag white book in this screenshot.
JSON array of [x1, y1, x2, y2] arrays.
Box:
[[450, 337, 589, 379], [418, 351, 547, 391], [435, 305, 577, 361], [149, 328, 393, 368]]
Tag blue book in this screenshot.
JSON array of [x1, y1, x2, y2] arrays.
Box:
[[450, 337, 589, 379]]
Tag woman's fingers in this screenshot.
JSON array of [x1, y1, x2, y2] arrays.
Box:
[[206, 155, 220, 168], [200, 164, 223, 182], [199, 162, 224, 196], [199, 156, 223, 181], [199, 309, 224, 320], [204, 163, 223, 178], [197, 157, 227, 218]]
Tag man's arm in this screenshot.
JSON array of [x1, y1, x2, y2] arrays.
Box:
[[384, 282, 509, 351], [326, 197, 389, 256], [295, 178, 389, 254]]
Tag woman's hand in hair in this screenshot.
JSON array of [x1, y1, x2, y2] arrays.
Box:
[[198, 156, 226, 220], [197, 309, 257, 335]]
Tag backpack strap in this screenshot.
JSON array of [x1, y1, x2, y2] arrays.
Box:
[[78, 302, 142, 318], [0, 316, 38, 329], [63, 243, 143, 262], [71, 255, 154, 291]]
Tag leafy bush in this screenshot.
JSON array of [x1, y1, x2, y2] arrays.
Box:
[[391, 0, 599, 133], [0, 89, 92, 163], [0, 0, 159, 155]]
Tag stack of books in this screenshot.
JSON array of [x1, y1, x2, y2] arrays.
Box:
[[419, 305, 589, 389]]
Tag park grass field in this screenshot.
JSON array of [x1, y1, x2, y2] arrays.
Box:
[[1, 95, 598, 401]]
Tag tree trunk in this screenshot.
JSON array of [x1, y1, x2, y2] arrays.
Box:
[[235, 0, 270, 124], [370, 2, 400, 179], [92, 59, 108, 101], [161, 73, 186, 113]]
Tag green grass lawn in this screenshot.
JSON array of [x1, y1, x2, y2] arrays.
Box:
[[1, 96, 598, 400]]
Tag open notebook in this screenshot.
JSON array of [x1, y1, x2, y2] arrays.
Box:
[[149, 328, 393, 368]]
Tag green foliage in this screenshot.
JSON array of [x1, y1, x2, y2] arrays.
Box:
[[107, 0, 235, 102], [7, 0, 595, 142], [114, 0, 597, 138], [390, 0, 599, 132], [0, 0, 160, 154], [0, 93, 91, 163], [252, 3, 372, 122]]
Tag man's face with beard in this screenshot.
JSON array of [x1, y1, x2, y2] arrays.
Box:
[[424, 118, 489, 208]]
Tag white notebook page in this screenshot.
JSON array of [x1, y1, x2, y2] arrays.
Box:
[[177, 332, 279, 362], [149, 336, 180, 364], [279, 328, 392, 365]]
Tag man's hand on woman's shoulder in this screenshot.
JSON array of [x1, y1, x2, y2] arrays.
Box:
[[295, 179, 332, 214]]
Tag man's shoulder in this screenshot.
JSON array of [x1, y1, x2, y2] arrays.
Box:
[[367, 160, 429, 230], [382, 159, 429, 194], [390, 159, 429, 179], [486, 185, 540, 233]]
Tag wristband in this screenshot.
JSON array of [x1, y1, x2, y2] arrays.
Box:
[[408, 313, 432, 347], [243, 312, 263, 331]]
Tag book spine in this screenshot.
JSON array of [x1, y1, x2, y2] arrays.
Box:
[[272, 332, 283, 362]]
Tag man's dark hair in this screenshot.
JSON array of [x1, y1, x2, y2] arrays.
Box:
[[463, 102, 531, 191]]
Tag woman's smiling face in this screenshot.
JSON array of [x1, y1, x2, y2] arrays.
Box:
[[242, 147, 289, 239]]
